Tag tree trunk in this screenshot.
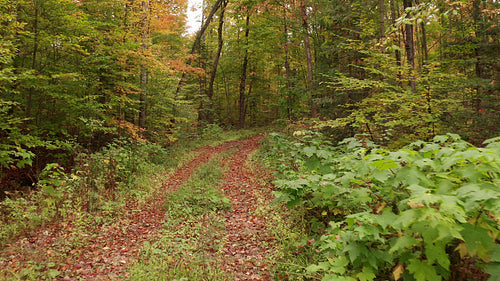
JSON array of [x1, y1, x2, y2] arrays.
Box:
[[205, 0, 228, 123], [300, 0, 316, 117], [282, 3, 292, 119], [239, 14, 250, 129], [28, 0, 40, 118], [244, 66, 254, 125], [415, 0, 428, 66], [403, 0, 416, 92], [220, 66, 231, 126], [420, 22, 428, 63], [174, 0, 224, 99], [472, 0, 484, 79], [390, 0, 402, 85], [380, 0, 385, 53], [139, 0, 149, 129]]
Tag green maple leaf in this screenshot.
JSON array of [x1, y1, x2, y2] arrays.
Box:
[[485, 263, 500, 281], [356, 266, 376, 281], [378, 210, 398, 230], [389, 235, 418, 254], [407, 259, 441, 281], [425, 243, 450, 270], [303, 146, 317, 157]]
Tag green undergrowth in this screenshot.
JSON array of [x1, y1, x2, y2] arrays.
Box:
[[256, 194, 315, 281], [261, 131, 500, 281], [0, 128, 260, 279], [0, 139, 181, 247], [128, 156, 233, 280], [0, 137, 194, 280], [182, 123, 265, 147], [0, 127, 260, 249], [253, 147, 321, 281]]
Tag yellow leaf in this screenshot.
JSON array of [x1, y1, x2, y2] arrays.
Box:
[[407, 199, 425, 209], [374, 202, 386, 213], [393, 264, 405, 280], [455, 242, 468, 258]]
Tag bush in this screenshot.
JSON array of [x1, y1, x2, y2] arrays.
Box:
[[0, 138, 175, 246], [264, 132, 500, 281], [201, 124, 225, 141]]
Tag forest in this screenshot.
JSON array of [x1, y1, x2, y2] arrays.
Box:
[[0, 0, 499, 280]]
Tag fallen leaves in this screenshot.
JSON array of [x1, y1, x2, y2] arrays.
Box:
[[218, 135, 276, 280], [0, 135, 276, 280]]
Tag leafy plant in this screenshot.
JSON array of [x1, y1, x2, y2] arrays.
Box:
[[201, 124, 225, 141], [0, 100, 55, 169], [264, 132, 500, 281]]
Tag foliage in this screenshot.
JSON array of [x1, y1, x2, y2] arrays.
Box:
[[0, 162, 77, 245], [202, 123, 225, 141], [0, 0, 190, 191], [263, 131, 500, 280], [0, 138, 177, 247], [316, 38, 499, 148]]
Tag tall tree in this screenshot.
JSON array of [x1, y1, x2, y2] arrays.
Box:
[[403, 0, 416, 92], [139, 0, 150, 129], [174, 0, 224, 98], [206, 0, 228, 123], [239, 13, 251, 128], [299, 0, 316, 117]]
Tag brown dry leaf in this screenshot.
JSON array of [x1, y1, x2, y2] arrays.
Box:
[[407, 199, 425, 208], [393, 264, 405, 280], [374, 202, 387, 213]]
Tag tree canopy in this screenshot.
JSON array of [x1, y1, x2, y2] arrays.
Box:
[[1, 0, 499, 182]]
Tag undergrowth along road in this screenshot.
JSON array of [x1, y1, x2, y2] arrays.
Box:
[[0, 133, 282, 280]]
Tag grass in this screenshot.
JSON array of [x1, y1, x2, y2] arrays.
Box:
[[0, 127, 266, 280], [128, 157, 234, 280], [252, 147, 320, 281]]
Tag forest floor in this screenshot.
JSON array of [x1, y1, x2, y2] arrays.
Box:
[[0, 134, 280, 280]]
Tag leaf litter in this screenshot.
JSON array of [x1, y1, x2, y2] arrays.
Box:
[[0, 134, 277, 280]]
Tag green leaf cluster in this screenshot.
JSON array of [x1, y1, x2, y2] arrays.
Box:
[[263, 132, 500, 280]]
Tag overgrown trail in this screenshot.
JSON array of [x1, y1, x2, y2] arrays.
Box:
[[0, 134, 276, 280], [220, 136, 276, 280]]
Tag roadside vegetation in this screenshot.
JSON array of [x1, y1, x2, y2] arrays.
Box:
[[0, 125, 256, 280], [260, 129, 500, 281]]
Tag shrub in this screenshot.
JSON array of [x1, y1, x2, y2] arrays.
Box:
[[264, 132, 500, 281]]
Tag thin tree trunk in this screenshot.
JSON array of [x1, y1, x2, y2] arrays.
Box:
[[420, 22, 428, 63], [380, 0, 386, 53], [472, 0, 484, 79], [239, 14, 250, 129], [28, 1, 40, 118], [300, 0, 316, 117], [206, 0, 228, 122], [174, 0, 224, 100], [139, 0, 149, 128], [123, 0, 132, 42], [283, 3, 292, 119], [219, 65, 231, 126], [244, 66, 254, 125], [414, 0, 428, 66], [403, 0, 416, 92], [391, 0, 402, 85]]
